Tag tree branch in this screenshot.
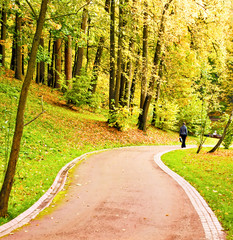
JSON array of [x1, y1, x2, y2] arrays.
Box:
[[25, 0, 38, 20], [24, 96, 46, 127], [45, 1, 91, 21]]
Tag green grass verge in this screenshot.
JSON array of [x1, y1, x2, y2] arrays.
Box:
[[161, 148, 233, 240]]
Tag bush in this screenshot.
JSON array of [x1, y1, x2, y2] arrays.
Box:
[[108, 106, 134, 131]]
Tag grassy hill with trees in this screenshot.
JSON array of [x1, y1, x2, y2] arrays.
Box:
[[0, 71, 193, 225]]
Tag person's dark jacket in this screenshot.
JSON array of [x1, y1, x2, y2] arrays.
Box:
[[179, 125, 188, 136]]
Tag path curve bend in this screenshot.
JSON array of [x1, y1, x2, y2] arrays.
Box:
[[0, 145, 226, 240]]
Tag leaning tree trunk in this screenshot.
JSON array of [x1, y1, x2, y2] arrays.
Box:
[[0, 4, 7, 67], [138, 0, 173, 131], [208, 107, 233, 153], [0, 0, 49, 218]]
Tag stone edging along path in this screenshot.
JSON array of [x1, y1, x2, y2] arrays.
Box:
[[155, 149, 225, 240], [0, 147, 226, 239]]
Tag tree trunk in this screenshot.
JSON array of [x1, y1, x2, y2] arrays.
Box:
[[140, 0, 148, 110], [0, 4, 7, 67], [36, 38, 45, 84], [54, 38, 62, 88], [15, 5, 23, 80], [74, 8, 88, 77], [109, 0, 115, 110], [129, 49, 140, 112], [114, 0, 124, 108], [123, 38, 134, 108], [89, 36, 105, 94], [208, 107, 233, 153], [138, 0, 173, 131], [86, 16, 91, 71], [0, 0, 49, 218], [65, 35, 72, 88], [151, 53, 164, 125]]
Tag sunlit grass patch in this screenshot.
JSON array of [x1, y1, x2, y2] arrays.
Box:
[[162, 148, 233, 240]]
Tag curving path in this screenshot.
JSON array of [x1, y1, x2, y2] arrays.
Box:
[[1, 146, 225, 240]]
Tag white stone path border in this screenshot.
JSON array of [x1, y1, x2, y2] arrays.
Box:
[[155, 149, 226, 240], [0, 152, 90, 238], [0, 146, 227, 239]]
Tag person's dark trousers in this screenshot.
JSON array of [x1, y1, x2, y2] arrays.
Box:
[[180, 134, 187, 148]]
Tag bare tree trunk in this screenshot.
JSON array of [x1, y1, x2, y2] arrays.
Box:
[[54, 38, 62, 88], [74, 8, 88, 77], [89, 36, 105, 94], [0, 0, 49, 217], [0, 4, 7, 67], [65, 35, 72, 88], [109, 0, 115, 110], [208, 107, 233, 153], [138, 0, 173, 131], [15, 3, 23, 80]]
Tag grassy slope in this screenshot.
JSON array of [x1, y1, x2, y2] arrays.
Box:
[[0, 70, 193, 224], [162, 148, 233, 240]]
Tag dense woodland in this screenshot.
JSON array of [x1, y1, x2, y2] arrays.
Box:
[[0, 0, 233, 216]]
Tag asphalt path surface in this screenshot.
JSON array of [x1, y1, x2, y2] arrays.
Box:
[[3, 146, 206, 240]]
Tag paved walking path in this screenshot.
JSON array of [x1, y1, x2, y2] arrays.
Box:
[[0, 146, 226, 239]]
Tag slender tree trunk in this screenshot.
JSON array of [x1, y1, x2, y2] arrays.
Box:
[[124, 38, 134, 108], [129, 49, 140, 112], [0, 0, 49, 217], [10, 37, 16, 71], [208, 107, 233, 153], [54, 38, 62, 88], [109, 0, 115, 110], [36, 38, 45, 84], [15, 5, 23, 80], [140, 0, 148, 110], [0, 4, 7, 67], [74, 8, 88, 77], [65, 35, 72, 89], [138, 0, 173, 131], [86, 16, 91, 71], [151, 53, 164, 125], [114, 0, 124, 108], [89, 36, 105, 94]]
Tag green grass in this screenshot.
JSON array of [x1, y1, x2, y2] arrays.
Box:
[[162, 148, 233, 240], [0, 76, 182, 225]]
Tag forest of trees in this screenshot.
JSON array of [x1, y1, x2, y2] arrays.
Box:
[[0, 0, 232, 134], [0, 0, 233, 216]]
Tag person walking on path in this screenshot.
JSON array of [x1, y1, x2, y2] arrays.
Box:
[[179, 122, 188, 148]]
